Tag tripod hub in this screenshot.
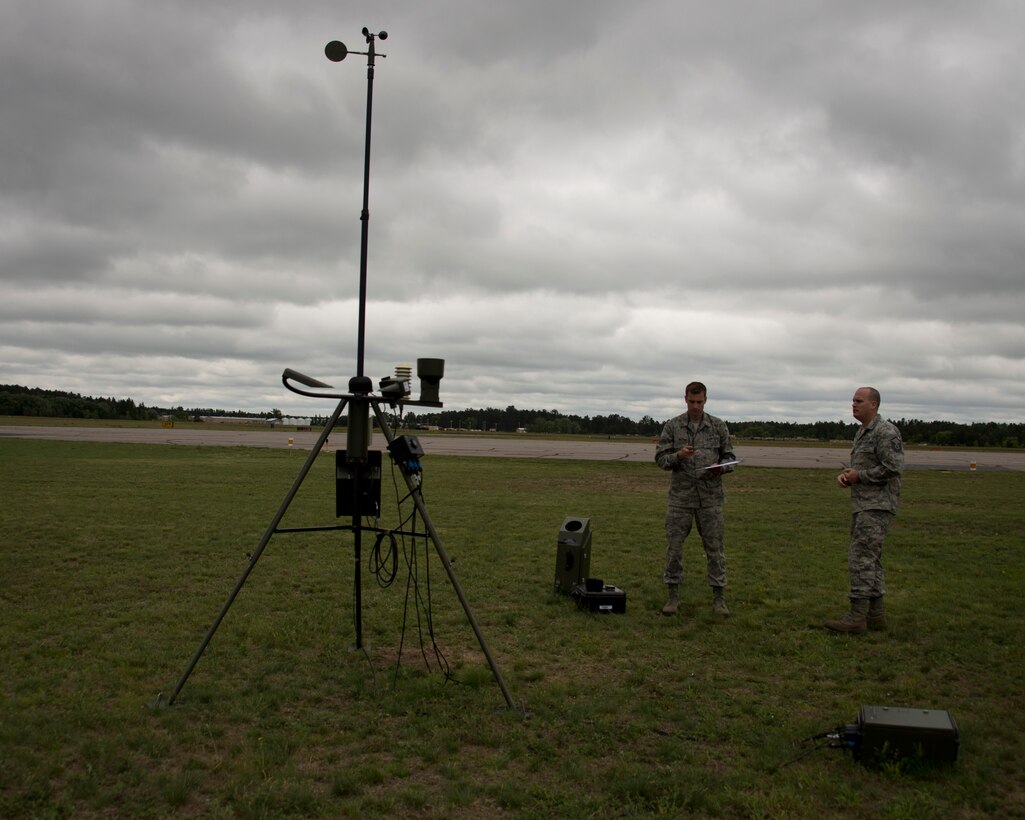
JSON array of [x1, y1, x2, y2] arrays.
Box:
[[349, 376, 373, 394]]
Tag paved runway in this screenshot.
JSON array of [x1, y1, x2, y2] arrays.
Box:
[[2, 425, 1022, 471]]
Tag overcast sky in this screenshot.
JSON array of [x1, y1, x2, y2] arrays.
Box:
[[2, 1, 1024, 424]]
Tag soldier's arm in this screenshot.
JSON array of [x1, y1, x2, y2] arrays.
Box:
[[655, 425, 679, 471]]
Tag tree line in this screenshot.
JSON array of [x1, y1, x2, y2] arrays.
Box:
[[0, 384, 156, 421], [2, 385, 1022, 448], [402, 407, 1024, 448]]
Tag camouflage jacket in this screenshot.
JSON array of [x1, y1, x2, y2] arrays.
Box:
[[850, 416, 904, 513], [655, 412, 735, 507]]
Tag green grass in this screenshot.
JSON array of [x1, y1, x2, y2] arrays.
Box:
[[1, 439, 1023, 817]]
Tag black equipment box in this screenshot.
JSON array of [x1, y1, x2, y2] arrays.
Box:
[[336, 450, 382, 517], [571, 580, 626, 614], [858, 705, 959, 765]]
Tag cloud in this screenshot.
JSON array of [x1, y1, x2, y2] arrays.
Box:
[[2, 0, 1024, 424]]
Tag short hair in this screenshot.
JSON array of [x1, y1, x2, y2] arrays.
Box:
[[861, 386, 881, 405], [685, 381, 707, 397]]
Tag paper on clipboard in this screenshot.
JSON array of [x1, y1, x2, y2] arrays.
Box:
[[701, 459, 742, 471]]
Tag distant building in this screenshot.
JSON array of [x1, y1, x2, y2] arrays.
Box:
[[199, 415, 314, 428], [200, 416, 275, 426], [269, 417, 313, 427]]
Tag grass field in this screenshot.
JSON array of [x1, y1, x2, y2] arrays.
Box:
[[1, 438, 1023, 817]]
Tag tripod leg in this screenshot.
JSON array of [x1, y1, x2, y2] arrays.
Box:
[[372, 405, 515, 709], [161, 399, 347, 706]]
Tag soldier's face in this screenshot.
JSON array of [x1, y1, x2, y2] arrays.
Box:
[[851, 389, 877, 423], [686, 392, 706, 420]]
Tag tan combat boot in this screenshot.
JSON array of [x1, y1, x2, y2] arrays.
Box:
[[824, 598, 869, 634], [867, 596, 886, 630], [712, 587, 730, 617], [661, 585, 680, 616]]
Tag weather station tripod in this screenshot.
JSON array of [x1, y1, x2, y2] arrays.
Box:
[[156, 29, 514, 710]]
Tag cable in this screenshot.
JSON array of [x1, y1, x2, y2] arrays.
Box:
[[370, 529, 398, 587], [387, 458, 451, 686], [773, 724, 860, 772]]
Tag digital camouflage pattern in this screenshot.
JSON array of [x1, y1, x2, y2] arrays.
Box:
[[850, 415, 903, 512], [655, 412, 736, 507], [656, 412, 735, 587], [662, 506, 727, 587], [846, 415, 903, 598], [849, 509, 893, 598]]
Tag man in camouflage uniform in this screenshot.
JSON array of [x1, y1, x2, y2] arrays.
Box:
[[655, 382, 736, 617], [826, 386, 904, 634]]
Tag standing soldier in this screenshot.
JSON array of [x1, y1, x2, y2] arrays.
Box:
[[826, 386, 904, 633], [655, 382, 736, 617]]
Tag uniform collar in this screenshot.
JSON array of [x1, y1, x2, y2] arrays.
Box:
[[857, 414, 881, 437], [686, 412, 708, 430]]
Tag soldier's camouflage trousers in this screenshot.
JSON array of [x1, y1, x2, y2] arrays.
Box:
[[848, 509, 894, 599], [663, 504, 727, 588]]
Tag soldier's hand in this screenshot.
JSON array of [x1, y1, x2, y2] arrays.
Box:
[[707, 465, 723, 478]]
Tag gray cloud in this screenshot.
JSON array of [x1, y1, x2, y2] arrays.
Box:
[[2, 0, 1024, 424]]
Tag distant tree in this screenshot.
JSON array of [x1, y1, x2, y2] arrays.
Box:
[[6, 385, 1024, 446]]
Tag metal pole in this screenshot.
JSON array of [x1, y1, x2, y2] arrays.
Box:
[[354, 36, 377, 378]]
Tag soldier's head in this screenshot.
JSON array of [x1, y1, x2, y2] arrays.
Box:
[[685, 382, 707, 421], [852, 386, 880, 427]]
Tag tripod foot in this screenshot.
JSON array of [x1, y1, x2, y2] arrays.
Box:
[[145, 693, 172, 710]]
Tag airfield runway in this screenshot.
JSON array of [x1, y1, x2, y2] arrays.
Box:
[[1, 425, 1023, 471]]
